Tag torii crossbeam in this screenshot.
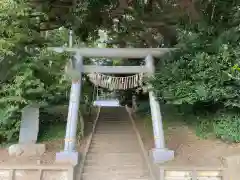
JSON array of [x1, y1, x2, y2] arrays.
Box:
[[48, 47, 174, 58]]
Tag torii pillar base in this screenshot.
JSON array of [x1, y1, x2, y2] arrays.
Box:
[[55, 151, 80, 165], [150, 148, 174, 164]]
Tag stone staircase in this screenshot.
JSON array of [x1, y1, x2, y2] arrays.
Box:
[[81, 107, 152, 180]]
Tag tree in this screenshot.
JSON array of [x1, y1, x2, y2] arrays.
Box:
[[151, 0, 240, 108], [0, 0, 94, 143], [149, 0, 240, 142]]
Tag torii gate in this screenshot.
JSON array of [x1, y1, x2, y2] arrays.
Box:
[[49, 47, 175, 165]]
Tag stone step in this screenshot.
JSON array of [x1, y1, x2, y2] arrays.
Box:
[[83, 164, 147, 172], [82, 170, 149, 176], [81, 107, 151, 180], [93, 132, 135, 135], [83, 167, 149, 174], [98, 116, 126, 118], [91, 136, 138, 142], [100, 108, 125, 111], [95, 127, 131, 130], [85, 155, 143, 163], [98, 114, 127, 117], [94, 131, 134, 134], [82, 177, 149, 180], [97, 120, 128, 122], [98, 116, 128, 118], [96, 124, 130, 127], [88, 148, 139, 153], [84, 161, 147, 167], [82, 172, 149, 179], [97, 121, 130, 124], [88, 149, 140, 154], [85, 159, 146, 166], [90, 139, 139, 146], [95, 127, 134, 131], [95, 127, 133, 130], [90, 140, 139, 145], [89, 148, 140, 153], [92, 134, 137, 138], [97, 120, 129, 123], [98, 118, 129, 120], [96, 124, 132, 127], [91, 138, 137, 143], [86, 152, 143, 159], [92, 133, 136, 137], [99, 112, 126, 115], [90, 141, 139, 145], [89, 145, 140, 151]]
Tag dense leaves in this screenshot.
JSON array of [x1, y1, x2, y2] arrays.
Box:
[[152, 28, 240, 107], [150, 0, 240, 142], [2, 0, 240, 143], [0, 49, 71, 142], [0, 0, 93, 143]]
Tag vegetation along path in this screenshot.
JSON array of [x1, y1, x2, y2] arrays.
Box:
[[81, 107, 152, 180]]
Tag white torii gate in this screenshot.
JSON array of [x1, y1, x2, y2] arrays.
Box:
[[49, 47, 175, 165]]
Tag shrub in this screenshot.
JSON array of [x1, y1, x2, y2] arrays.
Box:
[[213, 112, 240, 143]]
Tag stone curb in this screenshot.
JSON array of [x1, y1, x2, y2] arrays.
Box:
[[125, 105, 157, 180], [78, 106, 101, 179]]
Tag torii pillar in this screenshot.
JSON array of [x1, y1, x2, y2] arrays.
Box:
[[145, 55, 174, 164], [56, 52, 83, 165]]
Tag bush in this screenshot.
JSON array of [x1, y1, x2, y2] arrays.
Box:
[[149, 2, 240, 142], [137, 101, 151, 116], [213, 112, 240, 143], [0, 51, 69, 143], [152, 26, 240, 108], [187, 111, 240, 143]]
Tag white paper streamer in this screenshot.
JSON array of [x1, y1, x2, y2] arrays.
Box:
[[87, 73, 144, 90]]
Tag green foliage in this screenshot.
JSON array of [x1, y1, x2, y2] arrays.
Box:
[[152, 1, 240, 109], [151, 1, 240, 143], [137, 101, 151, 116], [152, 26, 240, 107], [0, 0, 94, 143], [3, 0, 240, 145], [0, 49, 70, 142], [38, 122, 66, 142], [0, 0, 46, 82], [192, 111, 240, 143], [213, 112, 240, 143], [149, 1, 240, 143], [0, 0, 43, 142], [194, 118, 214, 139]]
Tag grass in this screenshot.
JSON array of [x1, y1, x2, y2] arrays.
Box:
[[137, 102, 216, 139], [0, 121, 67, 148], [37, 104, 90, 143], [38, 122, 66, 142], [0, 104, 95, 149]]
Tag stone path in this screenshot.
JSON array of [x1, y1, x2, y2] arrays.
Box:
[[81, 107, 151, 180]]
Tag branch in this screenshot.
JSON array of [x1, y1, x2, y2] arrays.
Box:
[[144, 0, 154, 12], [110, 0, 133, 18], [39, 23, 61, 31], [178, 0, 201, 21]]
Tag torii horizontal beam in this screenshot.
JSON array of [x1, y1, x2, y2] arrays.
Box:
[[48, 47, 175, 58], [83, 65, 148, 73]]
